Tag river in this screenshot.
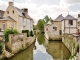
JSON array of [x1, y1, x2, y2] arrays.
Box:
[[5, 33, 71, 60]]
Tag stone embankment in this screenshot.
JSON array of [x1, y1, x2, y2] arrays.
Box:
[[0, 33, 35, 59], [62, 34, 80, 60]]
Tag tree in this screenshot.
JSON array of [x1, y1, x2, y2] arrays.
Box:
[[37, 19, 44, 32], [43, 15, 53, 24], [43, 15, 50, 24]]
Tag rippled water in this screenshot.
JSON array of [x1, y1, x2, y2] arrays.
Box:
[[6, 33, 71, 60]]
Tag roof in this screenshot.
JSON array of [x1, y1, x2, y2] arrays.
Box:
[[55, 14, 64, 21], [14, 6, 33, 20], [63, 14, 77, 20], [47, 21, 52, 25], [0, 16, 16, 21], [0, 10, 4, 19]]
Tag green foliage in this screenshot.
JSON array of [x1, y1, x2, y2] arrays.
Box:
[[0, 43, 3, 54], [69, 55, 74, 59], [43, 15, 50, 24], [33, 25, 37, 30], [37, 19, 44, 32], [43, 15, 53, 24], [22, 30, 29, 37], [34, 30, 36, 35], [30, 30, 34, 37], [4, 28, 19, 42], [37, 33, 45, 45]]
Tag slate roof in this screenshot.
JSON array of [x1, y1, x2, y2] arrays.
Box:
[[14, 6, 33, 20], [0, 10, 4, 19], [63, 14, 77, 20], [55, 14, 64, 21]]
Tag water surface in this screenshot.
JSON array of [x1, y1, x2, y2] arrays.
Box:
[[6, 34, 71, 60]]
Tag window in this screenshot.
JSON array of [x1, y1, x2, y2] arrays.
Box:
[[13, 10, 14, 14], [69, 20, 73, 25], [53, 27, 57, 31], [11, 23, 14, 28], [2, 23, 5, 30], [59, 30, 62, 35], [7, 11, 9, 14]]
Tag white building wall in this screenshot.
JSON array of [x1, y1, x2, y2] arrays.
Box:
[[62, 20, 77, 34], [20, 17, 23, 32], [62, 20, 64, 34], [27, 19, 31, 31], [65, 20, 77, 27], [65, 28, 77, 34]]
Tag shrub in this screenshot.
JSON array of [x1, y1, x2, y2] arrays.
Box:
[[0, 43, 3, 54], [4, 28, 19, 42], [22, 30, 29, 37], [30, 30, 34, 37], [34, 30, 36, 35]]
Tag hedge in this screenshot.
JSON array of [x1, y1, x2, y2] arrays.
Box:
[[22, 30, 29, 37]]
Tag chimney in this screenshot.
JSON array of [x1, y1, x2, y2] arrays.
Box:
[[9, 2, 14, 6], [78, 14, 80, 18], [22, 8, 28, 14]]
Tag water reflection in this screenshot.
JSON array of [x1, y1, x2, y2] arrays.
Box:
[[6, 33, 70, 60], [6, 44, 35, 60], [37, 33, 45, 45], [44, 40, 71, 60]]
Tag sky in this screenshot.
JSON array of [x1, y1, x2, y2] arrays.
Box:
[[0, 0, 80, 24]]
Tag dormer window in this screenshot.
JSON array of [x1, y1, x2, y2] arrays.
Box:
[[13, 10, 14, 14], [7, 11, 9, 14], [22, 13, 25, 16]]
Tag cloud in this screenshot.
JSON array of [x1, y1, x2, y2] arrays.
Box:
[[0, 0, 79, 24], [62, 0, 80, 4]]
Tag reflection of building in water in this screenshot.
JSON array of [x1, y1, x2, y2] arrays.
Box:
[[7, 44, 35, 60], [44, 40, 71, 60]]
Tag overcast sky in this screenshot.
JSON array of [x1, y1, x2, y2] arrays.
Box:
[[0, 0, 80, 24]]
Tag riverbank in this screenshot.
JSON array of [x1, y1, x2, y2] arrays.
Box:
[[5, 36, 35, 58], [0, 33, 36, 60], [62, 34, 80, 60]]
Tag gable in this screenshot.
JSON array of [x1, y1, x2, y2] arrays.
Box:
[[3, 5, 19, 21]]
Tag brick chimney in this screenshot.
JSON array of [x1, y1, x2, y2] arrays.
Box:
[[9, 2, 14, 6]]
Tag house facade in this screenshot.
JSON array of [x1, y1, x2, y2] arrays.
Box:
[[0, 2, 33, 33], [44, 14, 64, 40], [62, 14, 78, 34]]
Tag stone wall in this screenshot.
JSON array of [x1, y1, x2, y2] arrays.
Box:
[[62, 34, 79, 55], [44, 21, 62, 40], [5, 33, 28, 53]]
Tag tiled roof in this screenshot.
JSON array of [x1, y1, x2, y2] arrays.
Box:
[[63, 14, 77, 20], [55, 14, 64, 21]]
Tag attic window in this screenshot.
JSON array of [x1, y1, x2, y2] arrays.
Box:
[[7, 11, 9, 14], [13, 10, 14, 14]]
